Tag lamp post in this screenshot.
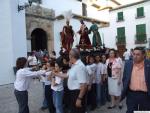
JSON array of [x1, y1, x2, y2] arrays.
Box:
[[148, 38, 150, 49], [18, 0, 32, 12]]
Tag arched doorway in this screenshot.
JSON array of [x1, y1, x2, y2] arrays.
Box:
[[31, 28, 47, 51]]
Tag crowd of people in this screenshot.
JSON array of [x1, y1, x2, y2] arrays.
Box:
[[14, 47, 150, 113]]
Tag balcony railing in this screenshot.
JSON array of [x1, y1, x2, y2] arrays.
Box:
[[116, 36, 126, 45], [116, 17, 124, 22], [31, 0, 42, 4], [135, 12, 145, 19], [135, 34, 147, 44]]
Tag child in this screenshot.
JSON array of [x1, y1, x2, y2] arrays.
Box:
[[86, 55, 97, 110], [14, 57, 46, 113], [42, 62, 55, 113], [51, 60, 64, 113]]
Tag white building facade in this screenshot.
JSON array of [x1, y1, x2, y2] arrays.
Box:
[[0, 0, 27, 85], [0, 0, 109, 85], [101, 0, 150, 51]]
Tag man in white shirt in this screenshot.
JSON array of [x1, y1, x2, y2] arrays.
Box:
[[54, 48, 87, 113], [67, 48, 87, 113], [123, 49, 130, 60], [27, 52, 38, 67]]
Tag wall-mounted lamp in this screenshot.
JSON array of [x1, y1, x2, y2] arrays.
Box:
[[18, 0, 32, 12]]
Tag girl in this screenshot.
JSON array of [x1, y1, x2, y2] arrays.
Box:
[[42, 61, 55, 113], [51, 60, 64, 113]]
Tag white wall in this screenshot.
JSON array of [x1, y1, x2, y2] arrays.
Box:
[[0, 0, 27, 85], [100, 27, 116, 49], [87, 6, 110, 21], [11, 0, 27, 64], [27, 40, 31, 52], [101, 1, 150, 50], [42, 0, 82, 16]]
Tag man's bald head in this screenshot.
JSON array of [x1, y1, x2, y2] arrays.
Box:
[[69, 48, 80, 60]]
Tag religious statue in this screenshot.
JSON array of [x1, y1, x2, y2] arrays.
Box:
[[78, 20, 91, 47], [60, 10, 74, 52], [89, 20, 102, 48], [60, 20, 74, 52]]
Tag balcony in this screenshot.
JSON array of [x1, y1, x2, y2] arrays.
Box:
[[32, 0, 42, 4], [116, 17, 124, 22], [135, 12, 145, 19], [135, 34, 147, 44], [116, 36, 126, 45]]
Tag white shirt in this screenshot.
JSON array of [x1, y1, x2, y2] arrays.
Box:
[[14, 68, 46, 91], [28, 56, 37, 66], [41, 71, 51, 85], [86, 63, 97, 84], [95, 62, 103, 84], [51, 75, 63, 91], [123, 51, 130, 60], [101, 63, 107, 75], [67, 59, 87, 90], [117, 57, 123, 66]]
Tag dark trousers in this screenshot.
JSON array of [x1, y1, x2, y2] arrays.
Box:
[[101, 79, 110, 104], [100, 83, 106, 105], [87, 84, 97, 110], [105, 79, 110, 102], [42, 83, 48, 108], [45, 85, 55, 113], [126, 90, 150, 113], [69, 90, 86, 113], [14, 90, 29, 113], [63, 86, 70, 112]]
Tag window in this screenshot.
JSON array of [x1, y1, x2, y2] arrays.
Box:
[[137, 7, 144, 18], [82, 3, 87, 16], [135, 24, 147, 44], [117, 12, 124, 21], [116, 27, 126, 44], [31, 0, 42, 4]]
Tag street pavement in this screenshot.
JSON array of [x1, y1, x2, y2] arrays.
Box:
[[0, 80, 126, 113]]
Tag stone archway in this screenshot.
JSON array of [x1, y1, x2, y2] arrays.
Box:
[[25, 5, 55, 53], [31, 28, 47, 51]]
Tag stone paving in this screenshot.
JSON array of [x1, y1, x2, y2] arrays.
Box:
[[0, 80, 126, 113]]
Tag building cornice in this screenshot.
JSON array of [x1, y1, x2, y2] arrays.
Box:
[[110, 0, 150, 11], [55, 13, 109, 25]]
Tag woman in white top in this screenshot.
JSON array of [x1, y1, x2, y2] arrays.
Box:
[[106, 49, 122, 109], [51, 60, 64, 113], [14, 57, 46, 113]]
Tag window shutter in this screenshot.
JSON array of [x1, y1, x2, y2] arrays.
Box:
[[136, 24, 146, 34], [136, 24, 146, 43], [118, 12, 123, 21], [117, 27, 125, 36], [117, 27, 125, 44], [137, 7, 144, 17]]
